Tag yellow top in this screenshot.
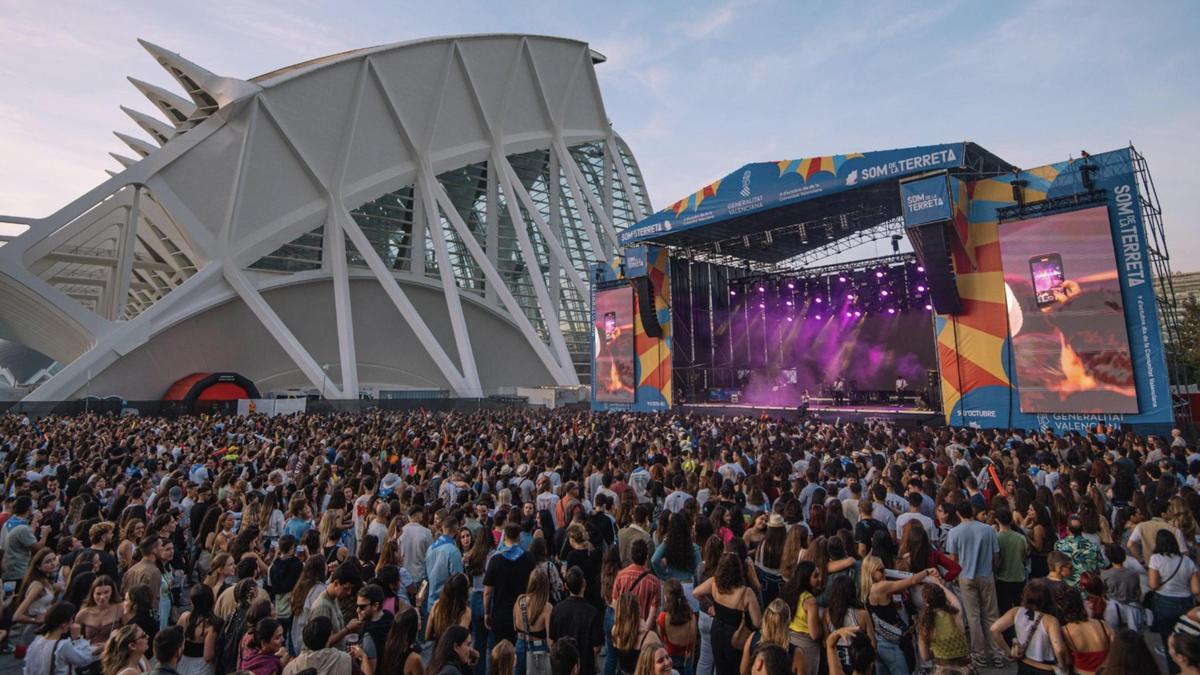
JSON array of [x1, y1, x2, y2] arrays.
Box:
[[789, 591, 814, 634]]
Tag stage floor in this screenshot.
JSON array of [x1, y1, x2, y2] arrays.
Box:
[[679, 402, 944, 425]]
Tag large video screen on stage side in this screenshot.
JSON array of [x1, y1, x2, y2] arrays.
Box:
[[593, 287, 636, 402], [998, 206, 1137, 414]]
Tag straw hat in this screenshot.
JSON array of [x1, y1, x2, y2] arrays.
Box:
[[767, 513, 786, 528]]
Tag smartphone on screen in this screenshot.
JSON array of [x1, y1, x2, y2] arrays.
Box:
[[604, 312, 617, 342], [1029, 254, 1065, 308]]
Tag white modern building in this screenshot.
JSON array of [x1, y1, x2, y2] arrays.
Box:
[[0, 34, 652, 401]]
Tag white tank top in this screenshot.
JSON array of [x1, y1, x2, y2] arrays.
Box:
[[1014, 611, 1055, 663]]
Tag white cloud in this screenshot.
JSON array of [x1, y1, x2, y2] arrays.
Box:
[[677, 4, 738, 39]]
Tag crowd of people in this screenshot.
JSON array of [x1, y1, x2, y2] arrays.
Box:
[[0, 407, 1197, 675]]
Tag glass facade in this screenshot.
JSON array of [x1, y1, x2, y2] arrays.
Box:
[[249, 138, 651, 382]]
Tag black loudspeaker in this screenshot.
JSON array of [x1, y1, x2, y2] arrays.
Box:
[[631, 276, 664, 338], [905, 222, 963, 315]]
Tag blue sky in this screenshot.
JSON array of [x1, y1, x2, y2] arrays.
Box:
[[2, 0, 1199, 266]]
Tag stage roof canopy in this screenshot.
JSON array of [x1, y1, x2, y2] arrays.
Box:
[[620, 142, 1014, 263]]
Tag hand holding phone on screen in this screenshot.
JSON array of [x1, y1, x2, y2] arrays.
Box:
[[1029, 253, 1079, 310]]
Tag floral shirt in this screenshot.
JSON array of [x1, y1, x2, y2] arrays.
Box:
[[1054, 535, 1104, 584]]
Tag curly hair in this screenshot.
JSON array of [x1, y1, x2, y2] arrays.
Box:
[[916, 583, 958, 645], [713, 551, 746, 593]]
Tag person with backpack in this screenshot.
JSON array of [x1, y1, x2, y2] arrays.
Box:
[[214, 579, 259, 675]]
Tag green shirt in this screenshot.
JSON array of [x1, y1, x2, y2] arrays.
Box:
[[996, 529, 1028, 582]]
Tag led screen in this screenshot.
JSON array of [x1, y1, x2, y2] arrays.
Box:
[[999, 206, 1137, 414], [593, 287, 636, 402]]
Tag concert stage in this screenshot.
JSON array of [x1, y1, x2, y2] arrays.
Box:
[[591, 143, 1181, 434], [679, 402, 943, 426]]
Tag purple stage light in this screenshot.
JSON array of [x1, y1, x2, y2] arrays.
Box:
[[875, 271, 884, 278], [814, 314, 822, 320], [757, 285, 765, 293], [916, 285, 926, 292], [845, 311, 853, 318], [854, 310, 862, 317], [924, 303, 933, 310], [838, 276, 847, 283], [814, 297, 822, 303], [786, 282, 795, 289], [786, 316, 794, 322], [785, 300, 793, 306], [729, 289, 737, 296], [887, 308, 896, 314], [880, 290, 889, 297], [758, 302, 766, 309], [917, 266, 925, 273]]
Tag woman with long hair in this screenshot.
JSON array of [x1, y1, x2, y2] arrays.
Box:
[[115, 519, 144, 573], [288, 555, 328, 652], [463, 523, 493, 675], [1060, 586, 1112, 675], [612, 594, 659, 675], [1024, 504, 1056, 578], [915, 582, 969, 674], [779, 526, 808, 582], [74, 575, 123, 650], [1170, 628, 1200, 675], [427, 573, 471, 652], [632, 643, 677, 675], [100, 623, 151, 675], [895, 522, 960, 608], [426, 624, 478, 675], [781, 560, 821, 675], [121, 584, 157, 648], [512, 568, 552, 675], [379, 607, 424, 675], [600, 543, 625, 675], [656, 579, 697, 675], [175, 583, 219, 675], [1148, 529, 1200, 674], [14, 548, 61, 641], [989, 580, 1070, 675], [860, 555, 933, 675], [739, 598, 803, 675], [751, 516, 787, 607], [823, 574, 876, 673], [528, 536, 565, 603], [24, 602, 95, 675], [562, 523, 603, 610], [487, 639, 515, 675], [238, 616, 288, 675], [203, 552, 235, 600], [693, 551, 762, 675]]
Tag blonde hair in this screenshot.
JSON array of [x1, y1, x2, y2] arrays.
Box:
[[632, 643, 663, 675], [101, 624, 143, 675], [517, 568, 550, 630], [489, 639, 515, 675], [761, 599, 790, 647], [859, 555, 884, 604]]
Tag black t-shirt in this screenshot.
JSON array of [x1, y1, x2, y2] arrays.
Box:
[[269, 556, 304, 597], [562, 547, 603, 611], [549, 596, 603, 675], [483, 550, 536, 641]]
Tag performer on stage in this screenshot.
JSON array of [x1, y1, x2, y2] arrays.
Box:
[[832, 376, 845, 406], [798, 388, 811, 416], [894, 374, 908, 404]]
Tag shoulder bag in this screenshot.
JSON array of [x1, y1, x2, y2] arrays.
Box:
[[1009, 611, 1042, 661]]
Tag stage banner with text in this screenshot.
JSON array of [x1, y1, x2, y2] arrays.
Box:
[[937, 148, 1171, 432], [901, 174, 953, 227], [621, 143, 966, 246]]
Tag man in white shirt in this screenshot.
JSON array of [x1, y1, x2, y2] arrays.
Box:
[[895, 492, 937, 543], [663, 475, 690, 513], [535, 478, 561, 526], [398, 507, 433, 584], [366, 502, 389, 544], [840, 483, 862, 527]]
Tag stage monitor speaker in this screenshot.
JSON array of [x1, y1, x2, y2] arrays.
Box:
[[631, 276, 664, 338], [905, 221, 963, 315]]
